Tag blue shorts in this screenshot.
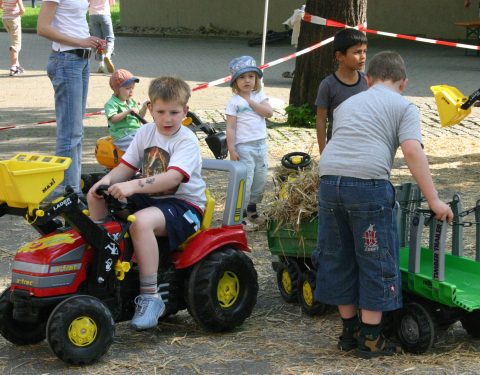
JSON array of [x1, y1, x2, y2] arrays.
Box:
[[312, 176, 402, 312], [113, 133, 136, 152], [128, 195, 202, 252]]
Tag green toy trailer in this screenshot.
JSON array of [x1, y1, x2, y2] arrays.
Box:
[[267, 182, 480, 353]]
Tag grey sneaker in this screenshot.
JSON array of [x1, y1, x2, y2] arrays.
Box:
[[130, 294, 165, 330]]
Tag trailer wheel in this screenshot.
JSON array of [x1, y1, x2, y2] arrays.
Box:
[[397, 302, 436, 354], [461, 310, 480, 338], [276, 259, 299, 303], [297, 270, 326, 316], [0, 288, 46, 345], [46, 295, 115, 365], [187, 247, 258, 332]]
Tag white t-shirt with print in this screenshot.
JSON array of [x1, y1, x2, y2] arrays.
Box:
[[121, 123, 207, 212], [225, 91, 268, 145], [44, 0, 90, 52]]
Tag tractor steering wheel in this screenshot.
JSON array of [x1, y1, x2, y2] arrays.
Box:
[[281, 152, 311, 170], [96, 185, 131, 214]]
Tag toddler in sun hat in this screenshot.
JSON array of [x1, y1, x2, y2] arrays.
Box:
[[225, 55, 272, 231]]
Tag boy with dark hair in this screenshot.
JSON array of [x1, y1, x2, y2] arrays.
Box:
[[313, 51, 453, 358], [315, 28, 368, 154], [88, 76, 206, 331]]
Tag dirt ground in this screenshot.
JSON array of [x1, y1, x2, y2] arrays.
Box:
[[1, 103, 480, 374]]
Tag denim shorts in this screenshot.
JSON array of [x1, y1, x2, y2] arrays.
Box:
[[312, 175, 402, 312], [128, 195, 202, 252]]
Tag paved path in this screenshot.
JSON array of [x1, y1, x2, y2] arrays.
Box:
[[1, 32, 480, 128]]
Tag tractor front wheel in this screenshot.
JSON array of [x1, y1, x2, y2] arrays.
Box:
[[187, 247, 258, 332], [0, 288, 46, 345], [46, 295, 115, 365]]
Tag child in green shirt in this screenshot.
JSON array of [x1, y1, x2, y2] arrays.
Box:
[[105, 69, 148, 151]]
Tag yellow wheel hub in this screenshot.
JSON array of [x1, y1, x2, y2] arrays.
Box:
[[302, 280, 314, 307], [217, 271, 240, 308], [281, 269, 292, 294], [68, 316, 98, 347]]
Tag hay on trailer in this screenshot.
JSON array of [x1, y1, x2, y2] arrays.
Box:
[[265, 160, 320, 231]]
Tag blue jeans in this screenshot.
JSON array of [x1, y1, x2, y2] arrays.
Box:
[[235, 139, 268, 206], [89, 14, 115, 60], [47, 51, 90, 195], [312, 175, 402, 312]]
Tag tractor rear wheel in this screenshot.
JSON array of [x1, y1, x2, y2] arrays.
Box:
[[46, 295, 115, 365], [0, 288, 46, 345], [187, 247, 258, 332], [396, 302, 436, 354]]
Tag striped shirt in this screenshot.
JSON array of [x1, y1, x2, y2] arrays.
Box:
[[1, 0, 21, 19]]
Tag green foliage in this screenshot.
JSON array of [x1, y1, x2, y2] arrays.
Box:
[[1, 3, 120, 29], [285, 104, 316, 128]]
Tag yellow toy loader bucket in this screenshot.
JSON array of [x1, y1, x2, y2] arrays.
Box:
[[430, 85, 480, 127], [0, 153, 71, 213]]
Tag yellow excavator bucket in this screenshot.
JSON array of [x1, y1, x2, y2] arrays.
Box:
[[430, 85, 471, 127]]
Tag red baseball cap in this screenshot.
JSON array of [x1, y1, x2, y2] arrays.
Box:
[[109, 69, 139, 94]]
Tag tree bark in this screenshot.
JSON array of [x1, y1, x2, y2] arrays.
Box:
[[289, 0, 367, 110]]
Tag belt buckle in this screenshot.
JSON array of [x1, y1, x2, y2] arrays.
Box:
[[83, 49, 91, 59]]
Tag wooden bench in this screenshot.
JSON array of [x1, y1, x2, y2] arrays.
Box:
[[455, 20, 480, 55]]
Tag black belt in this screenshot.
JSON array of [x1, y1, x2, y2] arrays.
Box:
[[60, 49, 92, 59]]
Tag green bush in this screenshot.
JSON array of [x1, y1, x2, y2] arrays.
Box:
[[285, 104, 316, 128]]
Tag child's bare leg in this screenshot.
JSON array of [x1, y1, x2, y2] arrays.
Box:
[[130, 207, 167, 276], [360, 309, 382, 325], [338, 304, 357, 319], [86, 192, 108, 222], [129, 207, 167, 330]]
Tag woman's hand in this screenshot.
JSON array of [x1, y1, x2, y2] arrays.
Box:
[[79, 36, 105, 50]]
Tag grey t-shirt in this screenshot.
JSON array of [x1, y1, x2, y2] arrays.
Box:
[[315, 71, 368, 140], [320, 84, 423, 180]]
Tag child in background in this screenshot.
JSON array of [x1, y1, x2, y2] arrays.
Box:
[[88, 76, 206, 331], [315, 28, 368, 154], [313, 51, 453, 358], [225, 55, 273, 230], [0, 0, 25, 76], [105, 69, 148, 151], [89, 0, 115, 73]]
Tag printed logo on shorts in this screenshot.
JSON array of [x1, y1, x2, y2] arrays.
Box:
[[363, 224, 379, 252]]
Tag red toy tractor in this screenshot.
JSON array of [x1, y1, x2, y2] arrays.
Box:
[[0, 153, 257, 365]]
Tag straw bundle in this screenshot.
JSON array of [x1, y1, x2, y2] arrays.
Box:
[[265, 160, 320, 230]]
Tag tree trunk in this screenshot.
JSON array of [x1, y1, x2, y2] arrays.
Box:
[[289, 0, 367, 109]]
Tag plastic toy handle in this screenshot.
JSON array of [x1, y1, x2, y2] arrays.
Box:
[[130, 111, 148, 124], [461, 87, 480, 110]]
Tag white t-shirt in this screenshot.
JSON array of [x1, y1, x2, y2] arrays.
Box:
[[121, 123, 207, 212], [89, 0, 111, 16], [44, 0, 90, 52], [225, 91, 268, 145]]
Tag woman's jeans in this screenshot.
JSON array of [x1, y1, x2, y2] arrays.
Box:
[[47, 51, 90, 196], [89, 14, 115, 60]]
